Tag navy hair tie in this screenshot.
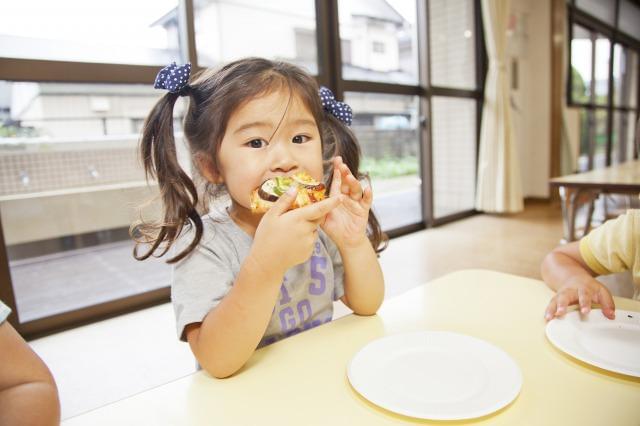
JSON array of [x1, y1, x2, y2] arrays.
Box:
[[154, 62, 192, 95], [319, 86, 353, 126]]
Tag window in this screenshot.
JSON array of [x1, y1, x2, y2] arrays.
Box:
[[429, 0, 476, 90], [613, 45, 638, 108], [345, 92, 421, 230], [0, 81, 189, 321], [194, 0, 318, 74], [428, 0, 481, 219], [338, 0, 419, 85], [0, 0, 180, 65], [337, 0, 424, 231], [619, 0, 640, 40], [567, 2, 640, 170], [0, 0, 485, 336], [575, 0, 616, 26], [611, 111, 637, 164], [431, 97, 477, 218]]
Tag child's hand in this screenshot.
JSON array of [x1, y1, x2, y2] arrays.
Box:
[[544, 277, 616, 321], [321, 156, 372, 250], [250, 185, 341, 277]]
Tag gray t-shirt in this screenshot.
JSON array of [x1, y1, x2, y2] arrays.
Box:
[[171, 207, 344, 347]]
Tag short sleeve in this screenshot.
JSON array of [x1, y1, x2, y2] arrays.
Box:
[[319, 231, 344, 301], [171, 226, 235, 341], [580, 210, 638, 275], [0, 300, 11, 324]]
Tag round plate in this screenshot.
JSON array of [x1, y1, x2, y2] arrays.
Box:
[[546, 309, 640, 377], [347, 331, 522, 420]]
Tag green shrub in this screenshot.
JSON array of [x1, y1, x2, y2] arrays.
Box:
[[361, 156, 419, 178]]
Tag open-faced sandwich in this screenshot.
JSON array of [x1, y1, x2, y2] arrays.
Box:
[[250, 171, 326, 213]]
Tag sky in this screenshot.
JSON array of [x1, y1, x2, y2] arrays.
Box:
[[0, 0, 177, 48]]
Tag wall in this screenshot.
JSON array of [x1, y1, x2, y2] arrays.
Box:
[[0, 183, 160, 245], [509, 0, 551, 198]]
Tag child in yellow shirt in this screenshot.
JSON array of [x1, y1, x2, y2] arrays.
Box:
[[541, 209, 640, 321]]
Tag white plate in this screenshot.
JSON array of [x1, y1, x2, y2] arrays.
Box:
[[347, 331, 522, 420], [546, 309, 640, 377]]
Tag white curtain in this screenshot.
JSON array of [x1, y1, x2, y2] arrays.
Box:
[[475, 0, 523, 213]]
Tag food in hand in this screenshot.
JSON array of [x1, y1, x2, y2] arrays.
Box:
[[250, 171, 326, 213]]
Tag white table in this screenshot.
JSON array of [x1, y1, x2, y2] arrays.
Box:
[[549, 160, 640, 241], [63, 270, 640, 425]]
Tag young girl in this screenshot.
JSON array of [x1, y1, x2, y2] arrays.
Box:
[[132, 58, 387, 378]]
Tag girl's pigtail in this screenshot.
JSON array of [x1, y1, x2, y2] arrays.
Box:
[[131, 93, 203, 263], [322, 115, 389, 253]]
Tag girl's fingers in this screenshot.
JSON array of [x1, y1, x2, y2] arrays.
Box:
[[362, 185, 373, 207], [329, 167, 342, 198], [345, 174, 363, 201], [294, 195, 342, 221], [337, 163, 363, 201], [269, 185, 298, 216], [333, 156, 372, 205]]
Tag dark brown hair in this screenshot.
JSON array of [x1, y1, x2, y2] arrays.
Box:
[[132, 57, 388, 263]]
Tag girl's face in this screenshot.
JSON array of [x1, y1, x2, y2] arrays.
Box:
[[214, 88, 323, 214]]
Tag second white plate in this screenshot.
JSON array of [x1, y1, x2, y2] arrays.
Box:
[[546, 309, 640, 377], [347, 331, 522, 420]]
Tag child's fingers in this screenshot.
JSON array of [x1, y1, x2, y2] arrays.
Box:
[[344, 173, 363, 201], [294, 195, 342, 221], [596, 286, 616, 320], [362, 185, 373, 207], [269, 185, 298, 216], [336, 162, 363, 201], [577, 287, 592, 315], [545, 298, 558, 321], [337, 162, 353, 191], [329, 167, 342, 198], [555, 290, 573, 316]]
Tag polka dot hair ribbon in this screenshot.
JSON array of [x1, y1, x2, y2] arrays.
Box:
[[153, 62, 192, 95], [319, 86, 353, 126]]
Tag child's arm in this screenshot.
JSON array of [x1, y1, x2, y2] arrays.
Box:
[[186, 189, 341, 379], [0, 321, 60, 426], [338, 238, 384, 315], [541, 241, 615, 321], [323, 157, 384, 315]]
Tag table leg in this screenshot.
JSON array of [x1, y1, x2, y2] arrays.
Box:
[[558, 187, 600, 243], [558, 186, 577, 243]]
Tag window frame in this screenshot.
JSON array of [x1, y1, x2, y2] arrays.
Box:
[[566, 0, 640, 169], [0, 0, 486, 338]]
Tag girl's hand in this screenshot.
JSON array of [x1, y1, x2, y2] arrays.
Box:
[[544, 276, 616, 321], [250, 186, 341, 277], [321, 156, 372, 250]]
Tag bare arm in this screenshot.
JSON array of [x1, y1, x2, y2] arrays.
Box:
[[339, 240, 384, 316], [540, 241, 615, 320], [185, 254, 284, 379], [323, 156, 385, 316], [0, 321, 60, 426]]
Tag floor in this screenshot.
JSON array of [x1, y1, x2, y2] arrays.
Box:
[[29, 201, 564, 421], [11, 241, 171, 322]]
